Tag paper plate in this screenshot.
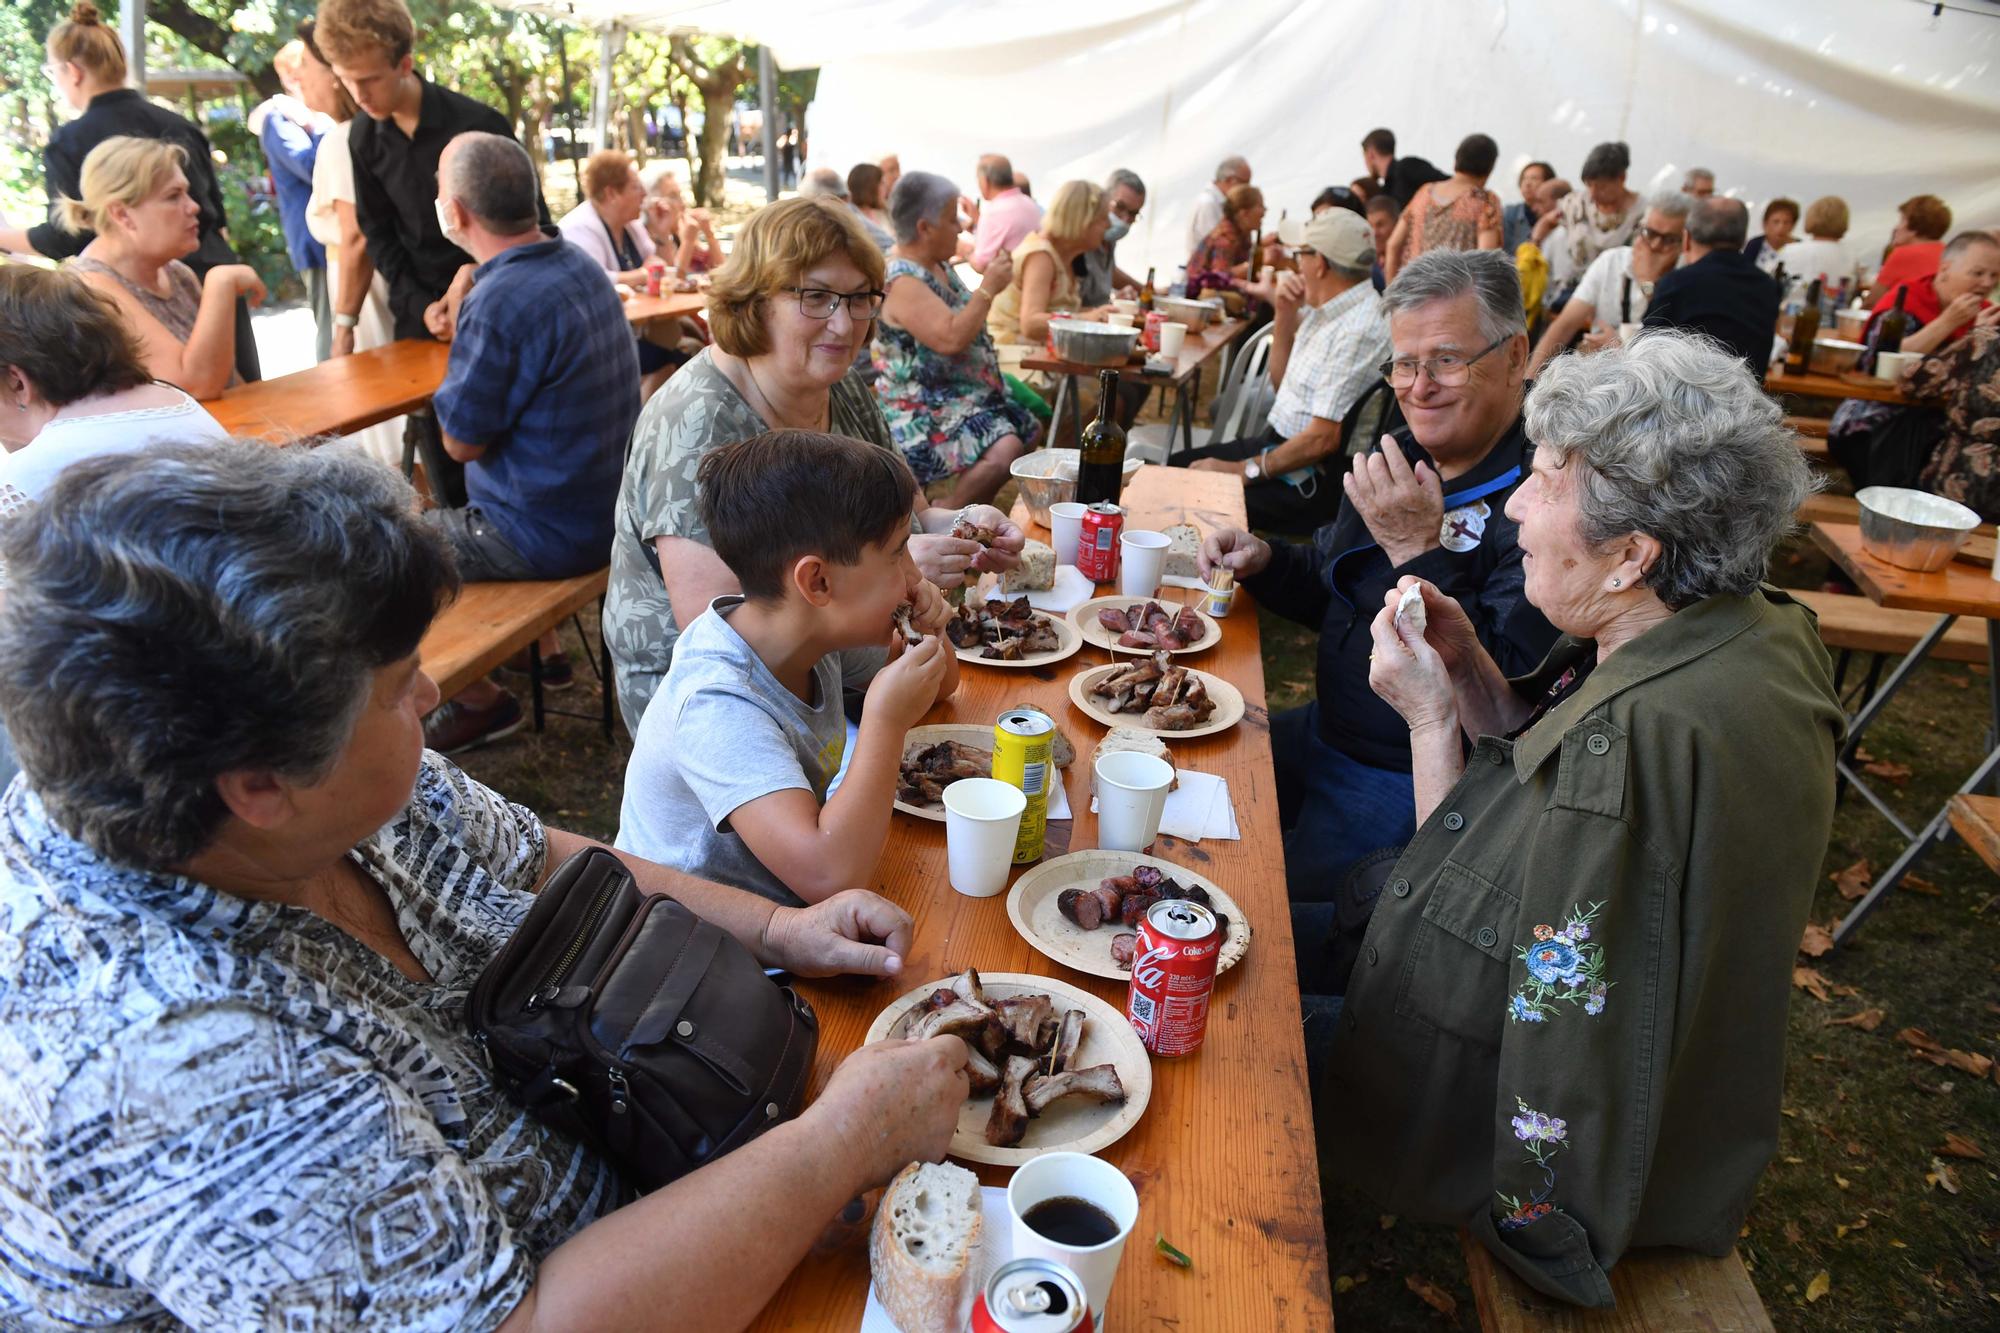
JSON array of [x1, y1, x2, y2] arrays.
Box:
[[1069, 596, 1222, 656], [950, 608, 1084, 670], [865, 971, 1152, 1166], [1007, 849, 1252, 981], [1066, 663, 1245, 740], [894, 723, 1073, 820]]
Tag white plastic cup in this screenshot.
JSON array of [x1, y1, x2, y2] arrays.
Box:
[[1049, 501, 1088, 566], [1157, 321, 1189, 358], [1111, 298, 1139, 317], [1618, 322, 1642, 345], [1106, 312, 1135, 328], [1875, 350, 1916, 383], [1008, 1151, 1140, 1325], [1118, 529, 1171, 598], [941, 778, 1025, 897], [1093, 751, 1174, 852]]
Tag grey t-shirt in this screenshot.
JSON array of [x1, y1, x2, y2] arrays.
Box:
[[615, 596, 880, 905]]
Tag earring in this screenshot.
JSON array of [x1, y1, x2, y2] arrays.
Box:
[[1610, 577, 1622, 588]]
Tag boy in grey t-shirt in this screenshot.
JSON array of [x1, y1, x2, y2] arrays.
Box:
[[615, 431, 958, 905]]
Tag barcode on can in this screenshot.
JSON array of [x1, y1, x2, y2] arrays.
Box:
[[1019, 761, 1046, 796], [1129, 992, 1156, 1025]]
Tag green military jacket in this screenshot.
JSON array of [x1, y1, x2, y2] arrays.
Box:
[[1324, 588, 1844, 1308]]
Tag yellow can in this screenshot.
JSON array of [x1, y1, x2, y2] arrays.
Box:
[[993, 709, 1054, 865]]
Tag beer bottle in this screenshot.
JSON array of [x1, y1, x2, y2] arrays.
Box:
[[1788, 275, 1824, 373], [1075, 369, 1129, 506], [1245, 229, 1260, 281], [1875, 285, 1910, 356], [1138, 267, 1156, 313]]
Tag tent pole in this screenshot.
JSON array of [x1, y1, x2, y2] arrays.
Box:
[[759, 45, 778, 202], [592, 25, 619, 153], [122, 0, 146, 91]]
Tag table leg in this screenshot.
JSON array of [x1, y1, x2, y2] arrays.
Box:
[[1173, 382, 1195, 459], [1988, 622, 2000, 788], [1839, 613, 1957, 768], [1834, 741, 2000, 947], [1050, 374, 1074, 449]]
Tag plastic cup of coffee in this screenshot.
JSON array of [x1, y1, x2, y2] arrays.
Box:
[[1157, 321, 1189, 358], [942, 778, 1026, 897], [1049, 501, 1088, 566], [1008, 1150, 1140, 1325], [1093, 751, 1175, 852], [1118, 529, 1171, 598]]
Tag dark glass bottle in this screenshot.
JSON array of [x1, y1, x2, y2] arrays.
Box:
[[1075, 369, 1128, 506], [1138, 267, 1156, 313], [1875, 285, 1910, 356], [1788, 276, 1824, 373]]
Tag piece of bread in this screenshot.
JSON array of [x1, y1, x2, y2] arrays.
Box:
[[1161, 523, 1202, 581], [870, 1160, 983, 1333], [1090, 726, 1177, 798], [999, 539, 1056, 592]]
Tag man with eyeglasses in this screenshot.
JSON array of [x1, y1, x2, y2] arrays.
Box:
[[1079, 168, 1147, 307], [1641, 196, 1781, 382], [1526, 190, 1691, 379], [1199, 249, 1559, 970]]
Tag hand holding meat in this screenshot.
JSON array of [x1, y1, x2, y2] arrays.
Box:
[[952, 505, 1025, 572], [809, 1036, 970, 1186], [1087, 651, 1218, 730], [866, 633, 950, 731]]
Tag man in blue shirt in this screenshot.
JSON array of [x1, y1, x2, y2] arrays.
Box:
[[425, 131, 641, 753], [251, 41, 329, 359]]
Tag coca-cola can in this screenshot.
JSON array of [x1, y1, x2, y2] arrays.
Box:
[[644, 257, 666, 297], [1127, 898, 1220, 1056], [1142, 309, 1168, 353], [1076, 502, 1123, 584], [973, 1257, 1095, 1333]]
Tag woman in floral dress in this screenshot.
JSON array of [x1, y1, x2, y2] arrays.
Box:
[[874, 170, 1037, 506]]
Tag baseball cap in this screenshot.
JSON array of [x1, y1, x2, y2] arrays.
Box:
[[1297, 210, 1374, 268]]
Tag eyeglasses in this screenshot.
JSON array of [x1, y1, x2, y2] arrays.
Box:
[[785, 286, 886, 320], [1637, 224, 1684, 247], [1111, 202, 1142, 224], [1379, 334, 1511, 389]]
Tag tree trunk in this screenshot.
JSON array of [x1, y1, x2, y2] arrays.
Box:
[[693, 85, 735, 206], [626, 104, 649, 165], [148, 0, 282, 99]]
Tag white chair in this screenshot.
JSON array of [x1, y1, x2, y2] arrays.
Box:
[[1126, 323, 1276, 464]]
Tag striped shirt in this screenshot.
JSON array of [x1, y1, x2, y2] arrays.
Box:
[[0, 755, 627, 1330]]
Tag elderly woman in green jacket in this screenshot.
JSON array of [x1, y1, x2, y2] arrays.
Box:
[[1326, 330, 1844, 1308]]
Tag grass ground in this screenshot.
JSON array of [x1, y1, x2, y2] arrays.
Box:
[[451, 416, 1999, 1330]]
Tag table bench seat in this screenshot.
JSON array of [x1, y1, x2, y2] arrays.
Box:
[[1461, 1231, 1772, 1332], [1948, 794, 2000, 878], [420, 570, 609, 702], [1794, 589, 1989, 664]]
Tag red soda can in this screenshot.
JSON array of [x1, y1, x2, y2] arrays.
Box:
[[1142, 309, 1168, 353], [1127, 899, 1220, 1056], [1076, 502, 1123, 584], [644, 257, 665, 297], [973, 1257, 1095, 1333]]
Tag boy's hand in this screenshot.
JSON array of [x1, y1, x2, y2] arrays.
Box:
[[866, 633, 948, 731], [906, 580, 951, 637]]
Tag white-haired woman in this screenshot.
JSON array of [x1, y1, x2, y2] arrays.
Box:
[[1321, 331, 1843, 1308], [874, 171, 1038, 506]]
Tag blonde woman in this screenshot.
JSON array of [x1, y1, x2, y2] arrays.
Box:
[[1775, 196, 1858, 305], [58, 137, 265, 401], [987, 179, 1114, 391]]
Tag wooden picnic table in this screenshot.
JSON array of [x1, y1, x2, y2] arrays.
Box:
[[622, 288, 708, 328], [1768, 366, 1911, 407], [202, 339, 449, 442], [1810, 520, 2000, 945], [1024, 317, 1250, 454], [748, 465, 1332, 1331]]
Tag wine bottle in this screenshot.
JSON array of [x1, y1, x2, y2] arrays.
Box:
[[1245, 229, 1261, 281], [1138, 267, 1156, 313], [1876, 285, 1910, 356], [1789, 276, 1824, 373], [1075, 369, 1129, 506]]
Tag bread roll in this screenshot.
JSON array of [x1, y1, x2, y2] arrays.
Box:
[[1000, 539, 1056, 592], [1089, 726, 1176, 798], [869, 1160, 983, 1333]]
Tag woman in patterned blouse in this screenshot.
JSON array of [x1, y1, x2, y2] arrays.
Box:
[[0, 439, 969, 1331]]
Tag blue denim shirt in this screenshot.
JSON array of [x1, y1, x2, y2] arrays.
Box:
[[258, 107, 325, 273]]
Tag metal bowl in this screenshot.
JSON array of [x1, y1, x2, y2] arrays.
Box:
[[1809, 338, 1867, 375], [1154, 296, 1212, 331], [1834, 308, 1871, 342], [1048, 320, 1140, 367], [1856, 486, 1980, 571], [1010, 449, 1148, 526]]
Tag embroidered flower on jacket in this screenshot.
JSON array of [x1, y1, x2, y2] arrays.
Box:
[[1510, 1104, 1568, 1147], [1525, 939, 1583, 985], [1510, 994, 1546, 1023], [1508, 901, 1611, 1023], [1585, 983, 1607, 1016], [1533, 923, 1554, 941], [1497, 1097, 1572, 1231]]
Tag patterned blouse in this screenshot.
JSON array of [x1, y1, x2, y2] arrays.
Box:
[[0, 756, 627, 1330], [603, 346, 897, 731], [1399, 182, 1504, 267], [1189, 216, 1250, 280], [1913, 321, 2000, 521], [69, 256, 241, 391], [872, 257, 1036, 485]]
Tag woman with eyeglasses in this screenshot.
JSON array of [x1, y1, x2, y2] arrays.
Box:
[[604, 197, 1023, 732], [873, 172, 1039, 507]]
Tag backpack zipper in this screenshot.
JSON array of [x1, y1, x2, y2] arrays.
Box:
[[525, 870, 621, 1011]]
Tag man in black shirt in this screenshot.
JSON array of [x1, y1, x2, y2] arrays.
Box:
[[1361, 128, 1447, 208], [315, 0, 550, 347], [1641, 197, 1779, 382]]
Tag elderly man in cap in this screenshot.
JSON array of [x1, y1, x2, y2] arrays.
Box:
[[1172, 210, 1393, 533], [1200, 249, 1559, 992]]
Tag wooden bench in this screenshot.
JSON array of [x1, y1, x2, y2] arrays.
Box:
[[1461, 1231, 1772, 1332], [1798, 491, 1858, 526], [419, 569, 613, 736], [1784, 414, 1830, 439], [1794, 589, 1989, 665], [1947, 794, 2000, 877]]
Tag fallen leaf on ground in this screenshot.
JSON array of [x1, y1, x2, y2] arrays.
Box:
[[1830, 1008, 1884, 1032], [1890, 1239, 1908, 1248], [1927, 1158, 1961, 1194], [1845, 1140, 1866, 1157], [1379, 1214, 1396, 1231], [1806, 1270, 1831, 1302], [1782, 1155, 1805, 1164], [1942, 1049, 1994, 1078], [1794, 967, 1833, 1002], [1897, 1027, 1946, 1054], [1799, 922, 1835, 957], [1862, 759, 1913, 784], [1940, 1132, 1985, 1160], [1831, 860, 1873, 900], [1835, 1174, 1851, 1190], [1836, 1217, 1869, 1238], [1943, 674, 1971, 689], [1334, 1275, 1355, 1294], [1903, 873, 1942, 897], [1404, 1274, 1457, 1318], [1854, 747, 1875, 762], [1784, 1220, 1804, 1244]]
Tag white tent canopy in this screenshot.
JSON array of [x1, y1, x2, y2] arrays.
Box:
[[506, 0, 2000, 283]]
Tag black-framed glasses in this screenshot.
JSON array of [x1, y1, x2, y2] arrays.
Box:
[[1379, 334, 1511, 389], [785, 286, 886, 320], [1637, 224, 1684, 247]]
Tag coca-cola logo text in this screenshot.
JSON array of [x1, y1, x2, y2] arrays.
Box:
[[1132, 941, 1176, 990]]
